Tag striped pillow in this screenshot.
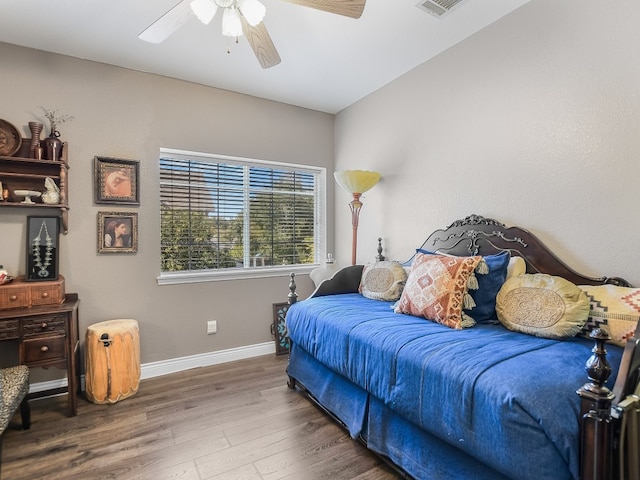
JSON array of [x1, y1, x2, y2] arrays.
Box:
[[579, 285, 639, 347]]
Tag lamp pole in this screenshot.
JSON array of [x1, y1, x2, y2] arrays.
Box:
[[334, 170, 381, 266], [349, 192, 363, 265]]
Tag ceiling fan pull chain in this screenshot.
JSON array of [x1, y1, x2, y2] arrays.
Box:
[[226, 36, 240, 54]]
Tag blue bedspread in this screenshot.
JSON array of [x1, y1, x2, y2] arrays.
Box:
[[286, 293, 624, 480]]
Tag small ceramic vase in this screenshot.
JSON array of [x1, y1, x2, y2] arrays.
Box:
[[43, 130, 63, 161], [28, 121, 43, 159]]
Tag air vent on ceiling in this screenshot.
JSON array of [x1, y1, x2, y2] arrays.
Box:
[[416, 0, 467, 18]]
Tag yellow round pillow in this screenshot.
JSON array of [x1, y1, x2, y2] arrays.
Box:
[[496, 273, 589, 339]]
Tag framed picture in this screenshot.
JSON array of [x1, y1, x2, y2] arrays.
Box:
[[26, 216, 60, 281], [97, 211, 138, 254], [271, 302, 291, 356], [94, 156, 140, 205]]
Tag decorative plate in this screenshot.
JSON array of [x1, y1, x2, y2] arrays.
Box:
[[0, 119, 22, 156]]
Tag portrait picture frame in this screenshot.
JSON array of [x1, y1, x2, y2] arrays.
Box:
[[26, 216, 60, 281], [94, 156, 140, 205], [97, 211, 138, 254]]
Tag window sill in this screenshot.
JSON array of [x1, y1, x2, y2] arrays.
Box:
[[157, 264, 318, 285]]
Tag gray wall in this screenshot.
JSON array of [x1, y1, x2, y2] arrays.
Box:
[[334, 0, 640, 287], [0, 43, 331, 379]]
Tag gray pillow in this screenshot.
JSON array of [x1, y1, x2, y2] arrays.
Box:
[[359, 261, 407, 302]]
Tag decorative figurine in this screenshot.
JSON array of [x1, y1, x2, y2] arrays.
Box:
[[42, 177, 60, 205]]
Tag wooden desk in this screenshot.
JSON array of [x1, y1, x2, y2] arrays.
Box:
[[0, 293, 80, 416]]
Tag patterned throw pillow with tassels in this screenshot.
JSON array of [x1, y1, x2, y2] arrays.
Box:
[[394, 252, 487, 329]]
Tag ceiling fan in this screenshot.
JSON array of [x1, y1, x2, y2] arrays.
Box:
[[138, 0, 366, 69]]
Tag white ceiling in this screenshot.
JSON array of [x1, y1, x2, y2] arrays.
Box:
[[0, 0, 529, 114]]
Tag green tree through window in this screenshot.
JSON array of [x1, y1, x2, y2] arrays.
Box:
[[160, 151, 323, 275]]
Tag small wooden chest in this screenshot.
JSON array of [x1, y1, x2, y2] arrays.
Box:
[[0, 275, 65, 310]]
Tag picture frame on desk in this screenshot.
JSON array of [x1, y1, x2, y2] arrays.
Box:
[[94, 156, 140, 205], [26, 216, 60, 281]]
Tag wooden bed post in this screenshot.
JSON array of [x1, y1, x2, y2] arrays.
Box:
[[376, 237, 385, 261], [286, 272, 298, 389], [288, 273, 298, 305], [577, 329, 615, 480]]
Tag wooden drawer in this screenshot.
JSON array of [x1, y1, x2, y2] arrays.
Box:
[[30, 282, 65, 307], [0, 319, 19, 340], [22, 315, 66, 337], [22, 335, 66, 363], [0, 285, 29, 309], [0, 275, 65, 309]]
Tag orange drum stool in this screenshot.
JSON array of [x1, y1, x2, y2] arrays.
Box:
[[85, 319, 140, 404]]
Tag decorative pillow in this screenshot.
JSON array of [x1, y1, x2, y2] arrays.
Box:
[[506, 256, 526, 279], [394, 253, 484, 329], [417, 249, 510, 323], [359, 261, 408, 302], [578, 285, 639, 347], [496, 274, 589, 339]]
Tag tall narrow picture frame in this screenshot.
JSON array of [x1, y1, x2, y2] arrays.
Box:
[[94, 156, 140, 205], [26, 216, 60, 281], [97, 211, 138, 254], [271, 302, 291, 356]]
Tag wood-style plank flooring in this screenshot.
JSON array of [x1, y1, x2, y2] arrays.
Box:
[[1, 354, 401, 480]]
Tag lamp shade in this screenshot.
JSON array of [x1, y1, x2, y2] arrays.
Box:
[[222, 7, 243, 37], [334, 170, 381, 194], [190, 0, 218, 24], [309, 253, 338, 288], [238, 0, 266, 26]]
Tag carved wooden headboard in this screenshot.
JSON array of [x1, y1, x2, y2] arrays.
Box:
[[304, 214, 631, 301], [413, 214, 630, 287]]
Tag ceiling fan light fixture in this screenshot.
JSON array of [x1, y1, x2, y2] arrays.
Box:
[[190, 0, 218, 25], [222, 6, 243, 37], [237, 0, 266, 26]]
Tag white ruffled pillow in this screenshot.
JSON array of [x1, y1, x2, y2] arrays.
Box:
[[506, 256, 526, 279]]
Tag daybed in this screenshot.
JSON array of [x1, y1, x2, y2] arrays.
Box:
[[284, 215, 640, 480]]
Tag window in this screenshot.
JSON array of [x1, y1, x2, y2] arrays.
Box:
[[158, 148, 325, 284]]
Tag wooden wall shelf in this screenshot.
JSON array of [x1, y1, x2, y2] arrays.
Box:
[[0, 140, 70, 233]]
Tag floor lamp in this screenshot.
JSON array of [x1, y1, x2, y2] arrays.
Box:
[[334, 170, 381, 265]]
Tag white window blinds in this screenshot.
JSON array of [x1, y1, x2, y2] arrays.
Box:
[[159, 150, 323, 277]]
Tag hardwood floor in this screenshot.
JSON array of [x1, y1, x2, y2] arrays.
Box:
[[1, 355, 401, 480]]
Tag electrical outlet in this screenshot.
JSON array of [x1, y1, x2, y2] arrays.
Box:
[[207, 320, 217, 335]]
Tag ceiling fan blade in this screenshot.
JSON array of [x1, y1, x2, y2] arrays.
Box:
[[281, 0, 365, 19], [240, 17, 281, 69], [139, 0, 194, 44]]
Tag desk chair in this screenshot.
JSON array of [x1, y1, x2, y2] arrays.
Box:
[[0, 365, 30, 477]]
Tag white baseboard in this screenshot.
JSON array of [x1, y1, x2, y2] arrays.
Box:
[[140, 341, 275, 379], [29, 341, 276, 394]]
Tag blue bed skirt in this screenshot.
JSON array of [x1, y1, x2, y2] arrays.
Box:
[[288, 343, 508, 479]]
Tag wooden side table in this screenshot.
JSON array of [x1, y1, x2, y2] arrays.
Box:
[[0, 293, 80, 416]]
